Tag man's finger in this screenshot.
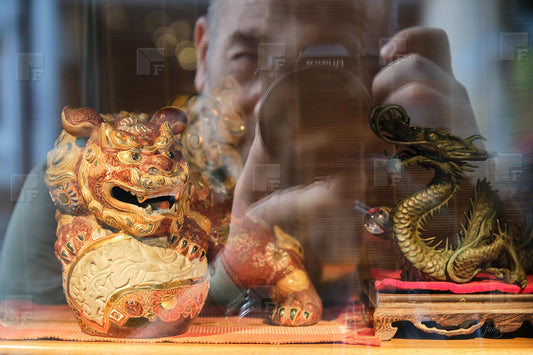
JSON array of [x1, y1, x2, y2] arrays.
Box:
[[383, 82, 477, 136], [247, 179, 340, 226], [232, 128, 272, 218], [372, 53, 455, 104], [380, 26, 453, 75]]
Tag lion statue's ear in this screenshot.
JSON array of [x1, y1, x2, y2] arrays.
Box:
[[61, 106, 103, 137], [150, 106, 188, 135]]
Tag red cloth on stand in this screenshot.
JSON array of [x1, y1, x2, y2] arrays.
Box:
[[373, 269, 533, 294]]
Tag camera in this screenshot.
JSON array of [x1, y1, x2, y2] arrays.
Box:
[[258, 43, 375, 186]]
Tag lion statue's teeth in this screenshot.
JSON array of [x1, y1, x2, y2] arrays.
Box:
[[145, 204, 153, 215]]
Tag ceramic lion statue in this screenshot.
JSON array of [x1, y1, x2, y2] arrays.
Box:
[[45, 106, 211, 337]]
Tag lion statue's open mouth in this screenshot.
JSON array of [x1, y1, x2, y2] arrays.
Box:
[[109, 186, 179, 214]]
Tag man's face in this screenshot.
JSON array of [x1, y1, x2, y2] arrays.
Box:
[[198, 0, 273, 154], [196, 0, 386, 180]]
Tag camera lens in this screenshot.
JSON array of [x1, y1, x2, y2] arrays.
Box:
[[259, 66, 370, 185]]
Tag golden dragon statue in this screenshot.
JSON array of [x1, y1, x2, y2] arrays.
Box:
[[366, 104, 532, 288]]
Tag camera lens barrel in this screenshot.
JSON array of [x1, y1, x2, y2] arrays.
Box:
[[258, 54, 371, 163]]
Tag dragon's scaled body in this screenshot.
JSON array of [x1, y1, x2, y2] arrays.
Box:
[[369, 104, 531, 288]]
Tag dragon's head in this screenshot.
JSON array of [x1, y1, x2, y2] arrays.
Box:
[[369, 104, 491, 169], [46, 106, 190, 237]]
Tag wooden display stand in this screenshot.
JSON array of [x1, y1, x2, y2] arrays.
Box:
[[368, 285, 533, 341]]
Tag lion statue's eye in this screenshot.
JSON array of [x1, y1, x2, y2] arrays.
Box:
[[163, 150, 181, 160], [118, 150, 142, 164]]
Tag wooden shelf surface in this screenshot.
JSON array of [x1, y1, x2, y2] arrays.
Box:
[[0, 338, 532, 354]]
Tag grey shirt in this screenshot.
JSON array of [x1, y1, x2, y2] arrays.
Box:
[[0, 161, 64, 304]]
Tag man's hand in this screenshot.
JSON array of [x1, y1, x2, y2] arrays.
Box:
[[231, 131, 340, 226], [372, 27, 478, 136]]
